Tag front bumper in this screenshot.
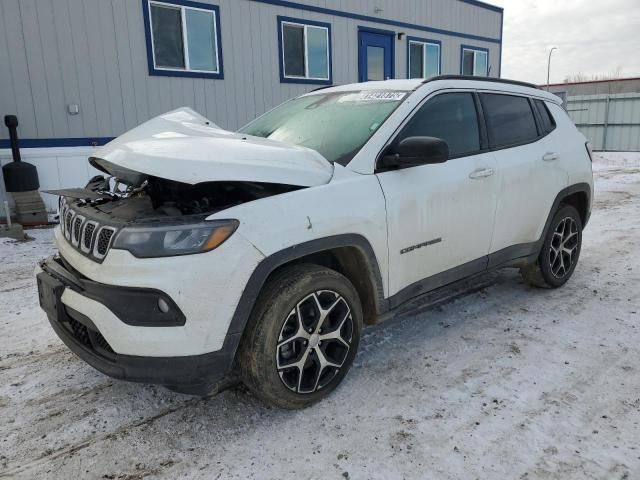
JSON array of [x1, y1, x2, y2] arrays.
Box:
[[37, 256, 239, 392], [51, 226, 263, 356]]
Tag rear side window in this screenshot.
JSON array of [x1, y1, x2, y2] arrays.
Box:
[[395, 92, 480, 157], [481, 93, 538, 149], [533, 99, 556, 134]]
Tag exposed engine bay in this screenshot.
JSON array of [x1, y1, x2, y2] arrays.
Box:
[[51, 173, 302, 224]]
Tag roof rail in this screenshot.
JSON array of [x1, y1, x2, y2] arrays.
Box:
[[423, 75, 540, 90], [310, 85, 335, 92]]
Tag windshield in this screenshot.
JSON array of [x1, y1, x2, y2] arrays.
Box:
[[238, 90, 407, 165]]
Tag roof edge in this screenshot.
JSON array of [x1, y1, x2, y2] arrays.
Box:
[[546, 77, 640, 87]]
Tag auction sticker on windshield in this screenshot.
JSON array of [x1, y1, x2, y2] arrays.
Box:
[[338, 91, 407, 103]]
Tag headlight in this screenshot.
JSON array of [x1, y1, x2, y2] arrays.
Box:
[[112, 219, 239, 258]]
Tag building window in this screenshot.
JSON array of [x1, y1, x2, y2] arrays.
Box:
[[143, 0, 223, 79], [407, 38, 441, 79], [461, 46, 489, 76], [278, 16, 332, 84]]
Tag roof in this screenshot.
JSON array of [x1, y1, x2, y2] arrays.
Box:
[[307, 77, 562, 104]]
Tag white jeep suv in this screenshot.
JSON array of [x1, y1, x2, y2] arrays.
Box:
[[37, 76, 593, 409]]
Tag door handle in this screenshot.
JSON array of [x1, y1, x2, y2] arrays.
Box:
[[469, 168, 494, 179], [542, 152, 559, 161]]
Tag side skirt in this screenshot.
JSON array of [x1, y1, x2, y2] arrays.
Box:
[[385, 242, 539, 315]]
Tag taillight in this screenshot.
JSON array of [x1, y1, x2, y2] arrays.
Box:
[[585, 142, 593, 162]]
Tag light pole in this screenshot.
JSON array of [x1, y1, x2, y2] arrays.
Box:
[[546, 46, 558, 90]]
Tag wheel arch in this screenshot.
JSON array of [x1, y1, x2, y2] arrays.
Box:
[[225, 234, 387, 353], [559, 189, 590, 227], [542, 183, 592, 237]]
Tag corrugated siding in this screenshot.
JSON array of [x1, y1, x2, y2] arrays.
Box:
[[549, 79, 640, 97], [0, 0, 502, 140], [566, 93, 640, 151]]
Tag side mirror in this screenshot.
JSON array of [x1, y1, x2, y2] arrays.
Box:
[[379, 136, 449, 170]]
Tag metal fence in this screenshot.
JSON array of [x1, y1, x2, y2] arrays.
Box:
[[565, 93, 640, 151]]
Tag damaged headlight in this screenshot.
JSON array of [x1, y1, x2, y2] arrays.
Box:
[[112, 219, 239, 258]]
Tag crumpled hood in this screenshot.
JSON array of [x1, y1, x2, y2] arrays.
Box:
[[91, 108, 334, 186]]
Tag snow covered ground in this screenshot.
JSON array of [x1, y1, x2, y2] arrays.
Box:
[[1, 152, 639, 479]]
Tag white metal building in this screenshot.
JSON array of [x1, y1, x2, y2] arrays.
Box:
[[0, 0, 503, 213]]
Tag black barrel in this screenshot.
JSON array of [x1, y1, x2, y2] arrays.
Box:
[[3, 115, 40, 192]]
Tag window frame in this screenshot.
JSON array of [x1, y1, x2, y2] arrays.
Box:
[[142, 0, 224, 79], [406, 37, 442, 79], [479, 92, 555, 152], [376, 89, 560, 171], [460, 45, 489, 77], [277, 16, 332, 85], [532, 99, 557, 135], [376, 90, 487, 171]]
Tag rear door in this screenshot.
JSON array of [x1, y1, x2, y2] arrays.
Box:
[[480, 93, 569, 263], [377, 91, 498, 304]]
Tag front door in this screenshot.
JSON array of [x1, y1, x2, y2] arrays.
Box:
[[377, 92, 498, 305], [358, 29, 394, 82]]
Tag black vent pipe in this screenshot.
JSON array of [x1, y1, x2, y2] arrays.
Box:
[[2, 115, 39, 192]]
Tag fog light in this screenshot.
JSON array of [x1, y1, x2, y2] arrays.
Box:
[[158, 298, 170, 313]]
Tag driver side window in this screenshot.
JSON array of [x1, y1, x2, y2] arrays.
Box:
[[396, 92, 481, 158]]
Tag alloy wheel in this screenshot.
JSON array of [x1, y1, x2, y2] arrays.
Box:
[[276, 290, 353, 394], [549, 216, 579, 278]]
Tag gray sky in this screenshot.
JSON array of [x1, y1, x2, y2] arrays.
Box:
[[490, 0, 640, 84]]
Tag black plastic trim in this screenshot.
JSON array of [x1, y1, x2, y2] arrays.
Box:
[[473, 91, 490, 150], [226, 234, 387, 339], [42, 256, 186, 327], [486, 242, 538, 270], [388, 257, 487, 309], [49, 311, 237, 389], [529, 96, 545, 137], [424, 75, 539, 90]]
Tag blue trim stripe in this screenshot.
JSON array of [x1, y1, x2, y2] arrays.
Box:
[[142, 0, 224, 80], [0, 138, 114, 149], [277, 16, 333, 85], [250, 0, 502, 44]]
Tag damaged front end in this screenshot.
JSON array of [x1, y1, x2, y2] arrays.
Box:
[[51, 106, 333, 262], [54, 164, 302, 262]]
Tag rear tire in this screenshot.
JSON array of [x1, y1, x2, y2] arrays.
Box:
[[521, 204, 583, 288], [238, 264, 363, 409]]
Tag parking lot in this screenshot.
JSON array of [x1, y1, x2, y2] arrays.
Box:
[[1, 152, 639, 480]]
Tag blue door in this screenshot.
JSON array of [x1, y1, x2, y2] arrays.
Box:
[[358, 29, 394, 82]]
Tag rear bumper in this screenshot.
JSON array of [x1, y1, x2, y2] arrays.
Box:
[[37, 256, 239, 392]]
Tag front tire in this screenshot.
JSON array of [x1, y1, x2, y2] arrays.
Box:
[[521, 204, 583, 288], [238, 264, 363, 409]]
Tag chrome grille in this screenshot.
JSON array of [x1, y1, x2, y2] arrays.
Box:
[[60, 204, 68, 235], [59, 200, 117, 262], [72, 215, 85, 246], [94, 227, 116, 259], [64, 209, 75, 240], [81, 221, 97, 253]]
